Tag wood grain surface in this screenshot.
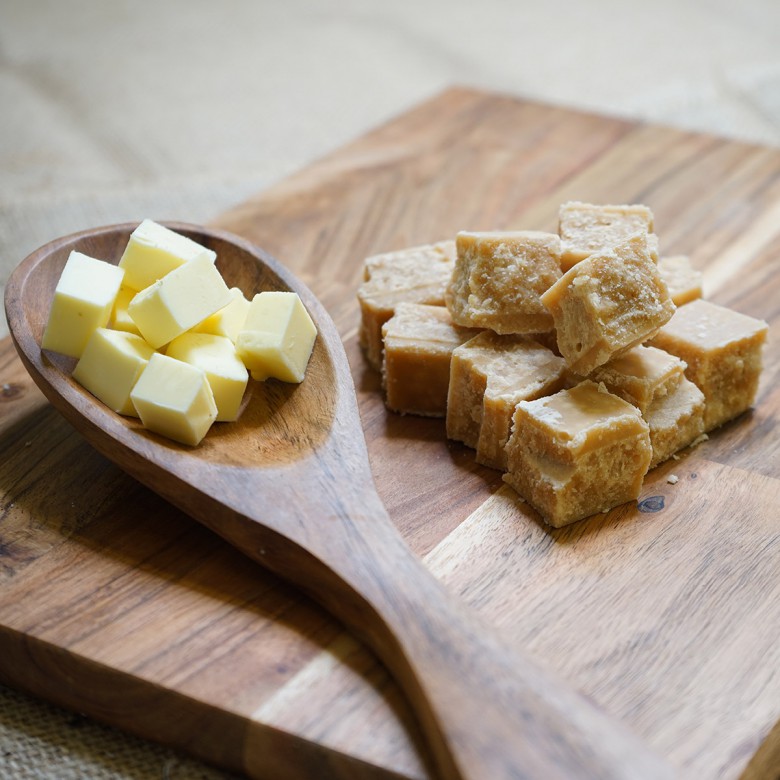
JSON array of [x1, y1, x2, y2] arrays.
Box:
[[1, 87, 779, 779]]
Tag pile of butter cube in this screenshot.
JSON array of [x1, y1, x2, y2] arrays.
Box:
[[41, 220, 317, 446]]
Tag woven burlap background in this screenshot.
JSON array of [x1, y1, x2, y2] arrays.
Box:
[[2, 0, 779, 776]]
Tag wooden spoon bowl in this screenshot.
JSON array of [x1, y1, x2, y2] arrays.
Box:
[[5, 223, 675, 780]]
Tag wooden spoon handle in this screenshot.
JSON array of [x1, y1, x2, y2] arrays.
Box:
[[303, 500, 675, 780]]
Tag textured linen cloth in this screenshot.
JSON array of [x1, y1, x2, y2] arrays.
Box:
[[1, 0, 779, 777]]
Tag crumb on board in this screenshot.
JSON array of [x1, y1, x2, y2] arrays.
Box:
[[667, 474, 679, 484]]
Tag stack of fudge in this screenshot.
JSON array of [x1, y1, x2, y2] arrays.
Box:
[[357, 202, 768, 528]]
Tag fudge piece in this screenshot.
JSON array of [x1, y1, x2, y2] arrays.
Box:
[[645, 377, 705, 468], [648, 298, 768, 430], [584, 345, 685, 414], [503, 380, 652, 527], [357, 241, 455, 369], [447, 331, 566, 470], [657, 255, 703, 306], [381, 303, 480, 417], [558, 201, 659, 271], [540, 233, 675, 375], [446, 231, 562, 334]]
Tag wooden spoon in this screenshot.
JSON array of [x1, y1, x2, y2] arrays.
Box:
[[5, 223, 675, 780]]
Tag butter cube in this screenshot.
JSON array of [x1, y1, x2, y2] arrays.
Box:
[[128, 253, 232, 349], [166, 333, 249, 422], [193, 287, 250, 343], [110, 286, 142, 335], [73, 328, 155, 416], [130, 353, 217, 446], [42, 251, 125, 358], [119, 219, 216, 291], [237, 292, 317, 383]]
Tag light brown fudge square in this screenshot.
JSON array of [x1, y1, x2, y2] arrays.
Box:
[[540, 233, 675, 375], [503, 380, 652, 527], [446, 231, 562, 334], [381, 303, 481, 417], [584, 345, 686, 415], [558, 201, 659, 271], [357, 240, 455, 370], [446, 331, 566, 470], [658, 255, 703, 306], [648, 298, 768, 431], [646, 377, 705, 468]]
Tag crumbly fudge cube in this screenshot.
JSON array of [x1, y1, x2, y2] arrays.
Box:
[[446, 231, 562, 334], [648, 298, 768, 430], [657, 255, 703, 306], [447, 331, 567, 470], [381, 303, 480, 417], [558, 201, 659, 271], [540, 233, 675, 374], [503, 380, 652, 527], [357, 241, 455, 369], [584, 345, 685, 414], [646, 377, 705, 468]]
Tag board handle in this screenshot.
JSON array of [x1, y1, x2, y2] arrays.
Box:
[[312, 501, 677, 780]]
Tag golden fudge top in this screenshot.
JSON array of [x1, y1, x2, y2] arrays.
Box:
[[453, 331, 566, 400], [358, 241, 455, 308], [558, 201, 658, 270], [516, 380, 648, 455], [654, 298, 768, 349], [586, 345, 685, 412], [382, 302, 480, 351], [657, 255, 703, 306]]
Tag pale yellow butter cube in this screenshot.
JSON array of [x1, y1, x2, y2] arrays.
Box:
[[73, 328, 155, 416], [128, 253, 232, 349], [42, 251, 125, 358], [119, 219, 216, 291], [193, 287, 250, 343], [130, 353, 217, 446], [166, 333, 249, 422], [237, 292, 317, 383], [110, 286, 142, 335]]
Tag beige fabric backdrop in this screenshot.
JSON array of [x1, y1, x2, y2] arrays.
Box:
[[1, 0, 779, 776]]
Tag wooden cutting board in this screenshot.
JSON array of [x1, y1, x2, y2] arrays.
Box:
[[2, 87, 779, 780]]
